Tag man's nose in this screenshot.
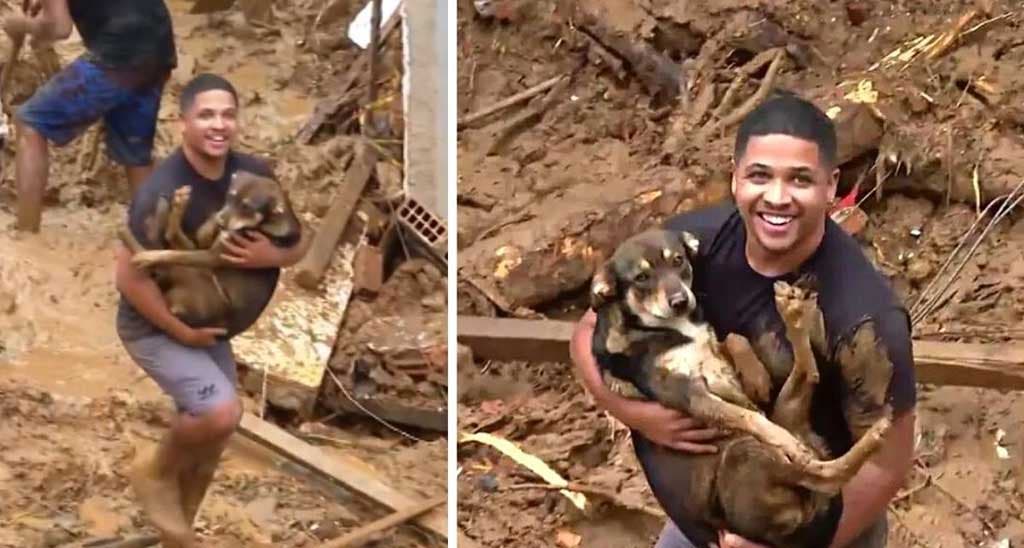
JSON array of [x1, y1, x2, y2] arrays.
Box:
[[763, 179, 792, 205]]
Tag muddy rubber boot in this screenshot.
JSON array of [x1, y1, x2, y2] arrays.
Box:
[[181, 456, 219, 527], [128, 443, 197, 548]]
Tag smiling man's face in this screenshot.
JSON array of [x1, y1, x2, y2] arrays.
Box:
[[181, 89, 238, 161], [731, 133, 838, 259]]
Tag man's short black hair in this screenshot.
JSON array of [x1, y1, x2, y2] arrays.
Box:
[[734, 91, 838, 168], [179, 73, 239, 114]]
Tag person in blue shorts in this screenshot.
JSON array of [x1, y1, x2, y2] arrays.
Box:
[[2, 0, 176, 233]]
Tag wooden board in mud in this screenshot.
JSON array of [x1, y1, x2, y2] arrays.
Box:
[[232, 238, 356, 416], [457, 316, 1024, 391]]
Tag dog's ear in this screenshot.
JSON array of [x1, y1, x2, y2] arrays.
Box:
[[679, 231, 700, 257], [590, 261, 618, 310]]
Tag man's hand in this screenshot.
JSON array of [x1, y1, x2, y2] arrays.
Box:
[[2, 14, 33, 42], [174, 325, 227, 347], [718, 530, 769, 548], [220, 231, 283, 268], [612, 399, 723, 453]]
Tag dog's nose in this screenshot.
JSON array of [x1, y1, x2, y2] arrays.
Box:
[[669, 293, 688, 312]]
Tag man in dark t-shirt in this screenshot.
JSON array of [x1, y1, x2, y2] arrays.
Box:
[[113, 74, 306, 547], [3, 0, 176, 232], [570, 94, 916, 548]]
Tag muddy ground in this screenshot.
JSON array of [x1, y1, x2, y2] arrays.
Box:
[[0, 0, 445, 546], [456, 0, 1024, 546]]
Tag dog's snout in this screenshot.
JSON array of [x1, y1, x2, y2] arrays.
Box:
[[669, 293, 688, 312]]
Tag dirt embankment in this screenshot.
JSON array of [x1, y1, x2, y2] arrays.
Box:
[[456, 0, 1024, 546]]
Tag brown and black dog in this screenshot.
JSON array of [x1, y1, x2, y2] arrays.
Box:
[[590, 229, 893, 547], [119, 170, 302, 331]]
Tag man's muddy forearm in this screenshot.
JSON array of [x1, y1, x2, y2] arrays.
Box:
[[829, 410, 916, 547], [570, 310, 624, 411]]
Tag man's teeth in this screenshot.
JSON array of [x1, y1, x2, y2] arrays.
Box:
[[210, 136, 226, 142], [759, 213, 793, 226]]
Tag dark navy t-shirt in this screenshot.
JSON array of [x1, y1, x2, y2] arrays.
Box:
[[116, 148, 290, 341], [632, 201, 917, 544]]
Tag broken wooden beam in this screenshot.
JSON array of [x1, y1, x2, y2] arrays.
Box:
[[323, 392, 447, 432], [456, 316, 575, 364], [321, 495, 446, 548], [457, 75, 566, 129], [294, 141, 377, 290], [912, 340, 1024, 390], [237, 412, 447, 540], [457, 316, 1024, 390]]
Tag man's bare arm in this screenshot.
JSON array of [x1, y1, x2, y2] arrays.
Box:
[[829, 410, 915, 547], [570, 309, 619, 407]]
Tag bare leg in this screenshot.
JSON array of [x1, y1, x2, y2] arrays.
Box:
[[131, 399, 241, 547], [125, 164, 154, 194], [14, 119, 49, 233]]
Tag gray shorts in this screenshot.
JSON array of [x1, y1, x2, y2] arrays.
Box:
[[655, 515, 888, 548], [120, 331, 238, 416]]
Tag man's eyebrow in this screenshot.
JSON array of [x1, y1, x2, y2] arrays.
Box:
[[746, 163, 770, 171]]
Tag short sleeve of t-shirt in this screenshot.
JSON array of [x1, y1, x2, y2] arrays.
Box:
[[661, 201, 737, 257], [863, 305, 917, 415]]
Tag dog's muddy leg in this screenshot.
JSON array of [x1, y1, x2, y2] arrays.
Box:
[[722, 334, 772, 406], [770, 281, 821, 441], [131, 248, 223, 270], [165, 187, 197, 250]]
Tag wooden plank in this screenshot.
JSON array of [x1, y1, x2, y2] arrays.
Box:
[[320, 495, 446, 548], [913, 340, 1024, 390], [232, 243, 357, 416], [456, 315, 575, 364], [237, 412, 448, 540], [456, 315, 1024, 390], [294, 141, 376, 290], [325, 393, 447, 432]]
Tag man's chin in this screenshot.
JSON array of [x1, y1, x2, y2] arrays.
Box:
[[751, 232, 798, 257]]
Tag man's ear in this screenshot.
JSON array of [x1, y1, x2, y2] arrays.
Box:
[[828, 167, 840, 203], [590, 261, 618, 310], [679, 231, 699, 257]]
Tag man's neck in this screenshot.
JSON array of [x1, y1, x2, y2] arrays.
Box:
[[182, 145, 228, 181], [745, 222, 826, 278]]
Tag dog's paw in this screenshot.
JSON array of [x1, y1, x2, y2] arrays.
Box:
[[773, 281, 818, 331], [172, 186, 192, 208]]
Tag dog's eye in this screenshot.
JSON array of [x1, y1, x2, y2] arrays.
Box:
[[671, 254, 684, 266], [635, 272, 649, 283]]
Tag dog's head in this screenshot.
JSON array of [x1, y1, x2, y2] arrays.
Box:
[[220, 170, 292, 235], [590, 229, 700, 327]]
